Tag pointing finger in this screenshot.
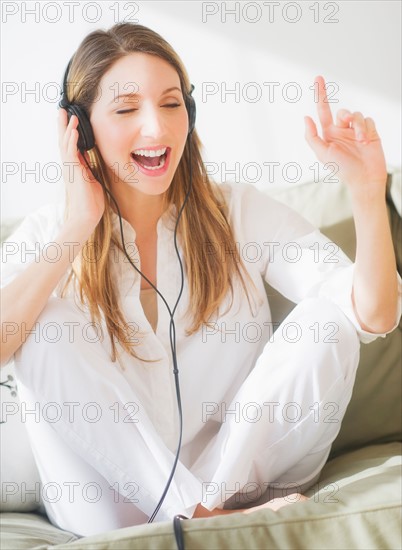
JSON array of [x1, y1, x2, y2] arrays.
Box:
[[315, 75, 334, 130]]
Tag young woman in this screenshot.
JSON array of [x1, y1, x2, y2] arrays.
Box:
[[1, 23, 400, 537]]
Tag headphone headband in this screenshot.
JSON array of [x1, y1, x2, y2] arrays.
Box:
[[59, 58, 73, 109]]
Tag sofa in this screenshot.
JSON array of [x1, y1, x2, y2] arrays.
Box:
[[1, 172, 401, 549]]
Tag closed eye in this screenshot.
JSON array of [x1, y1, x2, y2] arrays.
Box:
[[116, 109, 137, 114], [116, 103, 181, 115]]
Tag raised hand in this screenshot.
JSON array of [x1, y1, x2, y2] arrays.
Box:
[[58, 108, 105, 232], [304, 76, 387, 197]]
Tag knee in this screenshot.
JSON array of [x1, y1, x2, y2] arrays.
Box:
[[286, 297, 359, 348], [278, 297, 360, 379]]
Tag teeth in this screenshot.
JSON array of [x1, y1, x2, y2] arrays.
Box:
[[132, 147, 167, 157], [131, 154, 167, 171], [144, 155, 166, 170]]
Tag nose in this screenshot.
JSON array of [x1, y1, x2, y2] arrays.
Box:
[[138, 103, 166, 140]]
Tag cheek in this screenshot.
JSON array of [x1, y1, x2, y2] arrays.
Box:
[[94, 123, 131, 158]]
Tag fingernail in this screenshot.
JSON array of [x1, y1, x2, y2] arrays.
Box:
[[358, 132, 366, 141]]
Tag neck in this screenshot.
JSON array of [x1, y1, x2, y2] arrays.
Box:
[[110, 185, 166, 238]]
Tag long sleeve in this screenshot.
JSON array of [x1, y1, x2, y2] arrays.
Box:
[[1, 203, 65, 291], [223, 182, 402, 344]]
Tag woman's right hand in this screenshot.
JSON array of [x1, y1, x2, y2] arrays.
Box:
[[1, 110, 107, 365], [58, 108, 105, 235]]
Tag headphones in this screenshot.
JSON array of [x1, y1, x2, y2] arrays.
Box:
[[59, 58, 196, 151]]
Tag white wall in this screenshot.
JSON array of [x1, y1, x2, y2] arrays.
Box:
[[2, 0, 401, 222]]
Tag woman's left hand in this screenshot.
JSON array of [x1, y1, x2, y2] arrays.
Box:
[[304, 76, 387, 196]]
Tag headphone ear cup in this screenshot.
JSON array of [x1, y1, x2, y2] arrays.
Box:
[[185, 93, 196, 135], [65, 104, 95, 151]]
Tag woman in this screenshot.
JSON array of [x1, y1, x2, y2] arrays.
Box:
[[1, 23, 400, 537]]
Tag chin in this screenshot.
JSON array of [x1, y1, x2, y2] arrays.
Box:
[[107, 166, 174, 196], [131, 178, 173, 196]]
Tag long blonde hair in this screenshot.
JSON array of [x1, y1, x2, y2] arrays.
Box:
[[61, 23, 257, 363]]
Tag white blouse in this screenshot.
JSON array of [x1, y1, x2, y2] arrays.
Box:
[[2, 182, 401, 523]]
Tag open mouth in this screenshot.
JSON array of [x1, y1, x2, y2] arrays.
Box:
[[131, 147, 169, 171]]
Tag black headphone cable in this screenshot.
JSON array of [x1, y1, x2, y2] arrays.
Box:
[[81, 137, 192, 524]]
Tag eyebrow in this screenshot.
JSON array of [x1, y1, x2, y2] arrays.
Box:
[[110, 86, 182, 105]]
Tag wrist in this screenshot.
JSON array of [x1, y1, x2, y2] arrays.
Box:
[[349, 183, 387, 211], [58, 222, 94, 247]]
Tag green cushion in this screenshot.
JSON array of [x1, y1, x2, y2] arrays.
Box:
[[14, 442, 397, 550], [0, 512, 78, 549], [330, 325, 401, 457]]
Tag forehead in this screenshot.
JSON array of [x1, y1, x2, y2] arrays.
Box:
[[98, 52, 181, 94]]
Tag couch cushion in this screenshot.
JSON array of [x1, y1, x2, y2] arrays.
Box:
[[25, 442, 398, 550], [0, 511, 78, 549], [266, 178, 353, 228], [330, 324, 401, 457]]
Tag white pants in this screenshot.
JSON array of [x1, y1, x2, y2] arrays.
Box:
[[14, 296, 360, 536]]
